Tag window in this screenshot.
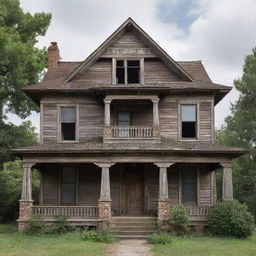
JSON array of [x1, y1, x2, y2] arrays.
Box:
[[117, 111, 132, 126], [60, 107, 76, 141], [181, 166, 197, 203], [115, 59, 140, 84], [181, 105, 197, 138], [60, 167, 76, 204]]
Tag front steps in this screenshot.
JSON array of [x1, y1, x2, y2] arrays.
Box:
[[111, 216, 158, 239]]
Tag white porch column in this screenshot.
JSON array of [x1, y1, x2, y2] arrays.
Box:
[[19, 162, 34, 230], [154, 163, 174, 222], [221, 162, 233, 201], [95, 163, 114, 222], [152, 98, 160, 126], [104, 98, 112, 126]]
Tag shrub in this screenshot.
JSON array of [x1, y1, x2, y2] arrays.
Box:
[[148, 232, 172, 244], [46, 214, 75, 234], [25, 215, 45, 235], [168, 205, 190, 236], [208, 200, 255, 238], [81, 228, 115, 243]]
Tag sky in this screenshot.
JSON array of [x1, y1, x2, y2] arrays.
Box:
[[8, 0, 256, 132]]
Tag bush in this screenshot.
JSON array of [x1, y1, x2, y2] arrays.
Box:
[[168, 205, 190, 236], [46, 214, 75, 234], [25, 215, 45, 235], [208, 200, 255, 238], [81, 228, 115, 243], [148, 232, 172, 244]]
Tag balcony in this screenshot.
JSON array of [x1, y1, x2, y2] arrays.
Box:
[[103, 95, 160, 143]]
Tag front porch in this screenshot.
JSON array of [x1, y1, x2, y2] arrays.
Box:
[[17, 160, 234, 230]]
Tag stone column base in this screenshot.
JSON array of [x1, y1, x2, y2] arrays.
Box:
[[98, 199, 111, 227], [157, 199, 170, 222], [18, 200, 33, 230]]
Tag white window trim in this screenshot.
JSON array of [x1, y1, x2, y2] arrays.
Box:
[[112, 58, 144, 85], [57, 104, 79, 143], [178, 102, 200, 141]]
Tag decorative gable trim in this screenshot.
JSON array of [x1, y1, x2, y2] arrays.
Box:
[[64, 18, 194, 83]]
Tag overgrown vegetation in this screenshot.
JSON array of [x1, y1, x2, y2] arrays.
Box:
[[148, 232, 172, 244], [25, 214, 75, 235], [0, 160, 40, 223], [168, 205, 191, 236], [208, 200, 255, 238], [81, 228, 115, 243]]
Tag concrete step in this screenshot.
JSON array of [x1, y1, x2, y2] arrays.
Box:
[[112, 231, 154, 236], [112, 222, 157, 227], [115, 235, 150, 240]]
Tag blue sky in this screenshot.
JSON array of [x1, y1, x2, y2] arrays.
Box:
[[7, 0, 256, 132]]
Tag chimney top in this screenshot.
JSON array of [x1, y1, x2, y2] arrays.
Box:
[[48, 42, 60, 70]]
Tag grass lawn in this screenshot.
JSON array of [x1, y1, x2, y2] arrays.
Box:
[[0, 224, 108, 256], [152, 233, 256, 256]]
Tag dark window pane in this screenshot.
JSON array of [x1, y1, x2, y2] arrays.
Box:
[[62, 123, 76, 140], [181, 105, 196, 121], [127, 67, 140, 83], [127, 60, 140, 67], [116, 67, 125, 84], [61, 107, 76, 123], [181, 167, 197, 203], [182, 122, 196, 138], [117, 111, 132, 126], [61, 167, 76, 204], [116, 60, 124, 67]]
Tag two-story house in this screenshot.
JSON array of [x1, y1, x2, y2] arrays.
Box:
[[13, 18, 247, 237]]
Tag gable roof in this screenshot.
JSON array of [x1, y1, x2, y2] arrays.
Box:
[[64, 18, 194, 82]]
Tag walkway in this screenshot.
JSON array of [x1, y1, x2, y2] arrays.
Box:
[[109, 239, 152, 256]]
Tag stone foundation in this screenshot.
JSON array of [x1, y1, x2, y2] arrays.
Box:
[[98, 200, 112, 220], [18, 200, 33, 230], [157, 199, 170, 221]]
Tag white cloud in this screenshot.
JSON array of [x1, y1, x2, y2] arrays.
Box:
[[11, 0, 256, 131]]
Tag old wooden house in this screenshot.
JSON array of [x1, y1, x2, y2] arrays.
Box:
[[13, 18, 247, 238]]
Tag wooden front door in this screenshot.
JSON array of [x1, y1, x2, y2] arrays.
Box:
[[125, 165, 144, 215]]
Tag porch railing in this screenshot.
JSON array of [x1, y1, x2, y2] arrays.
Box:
[[111, 126, 153, 138], [32, 206, 99, 218], [187, 206, 210, 216]]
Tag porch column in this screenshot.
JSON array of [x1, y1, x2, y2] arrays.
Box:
[[152, 98, 160, 126], [221, 162, 233, 201], [104, 98, 112, 126], [95, 163, 114, 223], [18, 162, 34, 230], [154, 163, 174, 221]]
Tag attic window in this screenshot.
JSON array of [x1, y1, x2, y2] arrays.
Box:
[[115, 59, 141, 84], [60, 107, 76, 141], [181, 105, 197, 138]]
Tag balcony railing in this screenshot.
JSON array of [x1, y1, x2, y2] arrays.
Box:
[[111, 126, 153, 138], [187, 206, 210, 216], [32, 206, 98, 218]]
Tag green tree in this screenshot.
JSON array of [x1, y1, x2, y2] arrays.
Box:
[[0, 0, 51, 165], [216, 48, 256, 216], [0, 159, 40, 223]]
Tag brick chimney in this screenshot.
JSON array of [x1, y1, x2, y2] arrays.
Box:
[[47, 42, 60, 71]]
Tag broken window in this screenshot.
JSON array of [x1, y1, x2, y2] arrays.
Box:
[[181, 105, 197, 138], [181, 166, 197, 203], [115, 59, 140, 84], [60, 107, 76, 141], [61, 167, 76, 204]]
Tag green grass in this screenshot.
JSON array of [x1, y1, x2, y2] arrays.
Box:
[[152, 233, 256, 256], [0, 224, 107, 256]]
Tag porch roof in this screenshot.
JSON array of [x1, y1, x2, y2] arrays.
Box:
[[12, 141, 248, 157]]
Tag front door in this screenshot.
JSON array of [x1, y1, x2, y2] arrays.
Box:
[[125, 164, 144, 215]]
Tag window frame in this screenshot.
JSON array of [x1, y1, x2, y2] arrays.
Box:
[[112, 58, 144, 85], [178, 102, 200, 141], [179, 164, 200, 205], [59, 165, 78, 206], [57, 104, 79, 143]]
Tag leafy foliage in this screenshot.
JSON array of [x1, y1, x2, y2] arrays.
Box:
[[148, 232, 172, 244], [0, 159, 40, 223], [25, 215, 45, 235], [168, 205, 190, 236], [208, 201, 255, 238], [45, 214, 75, 234], [216, 48, 256, 217], [81, 228, 115, 243]]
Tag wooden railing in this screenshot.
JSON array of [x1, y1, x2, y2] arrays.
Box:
[[187, 206, 210, 216], [111, 126, 153, 138], [32, 206, 98, 218]]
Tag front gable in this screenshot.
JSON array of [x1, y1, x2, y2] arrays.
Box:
[[66, 18, 193, 83]]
